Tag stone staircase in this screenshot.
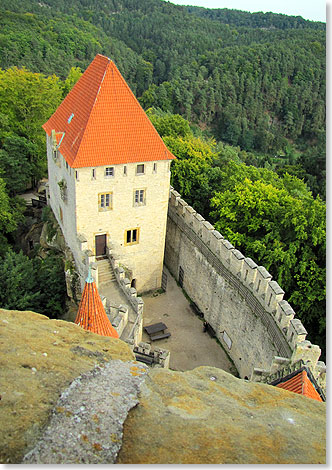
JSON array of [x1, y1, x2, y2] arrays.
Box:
[[97, 258, 116, 285]]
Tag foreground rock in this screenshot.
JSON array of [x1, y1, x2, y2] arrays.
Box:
[[0, 309, 134, 463], [0, 309, 326, 464], [117, 367, 326, 464], [23, 361, 148, 464]]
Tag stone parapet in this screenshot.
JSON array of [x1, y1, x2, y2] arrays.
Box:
[[167, 187, 325, 380]]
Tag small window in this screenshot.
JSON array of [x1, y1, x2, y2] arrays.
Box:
[[136, 164, 145, 175], [244, 270, 248, 282], [124, 165, 127, 176], [153, 163, 157, 173], [105, 167, 114, 177], [66, 161, 68, 170], [125, 228, 139, 246], [134, 189, 146, 206], [92, 168, 96, 179], [99, 192, 113, 211], [268, 293, 273, 306], [256, 279, 261, 292], [75, 170, 79, 181]]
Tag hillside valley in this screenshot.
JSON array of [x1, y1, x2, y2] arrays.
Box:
[[0, 0, 326, 357]]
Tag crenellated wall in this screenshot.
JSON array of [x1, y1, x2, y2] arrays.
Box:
[[165, 187, 325, 384]]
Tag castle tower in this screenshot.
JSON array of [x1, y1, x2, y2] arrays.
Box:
[[43, 54, 175, 293], [75, 269, 119, 338]]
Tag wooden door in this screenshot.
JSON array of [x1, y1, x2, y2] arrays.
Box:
[[95, 234, 107, 256]]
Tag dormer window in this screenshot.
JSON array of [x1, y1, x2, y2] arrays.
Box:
[[136, 164, 145, 175], [105, 167, 114, 177]]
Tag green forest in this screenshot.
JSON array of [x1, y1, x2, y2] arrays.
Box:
[[0, 0, 326, 358]]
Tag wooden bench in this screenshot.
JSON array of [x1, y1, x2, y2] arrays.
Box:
[[150, 332, 171, 341], [190, 302, 204, 318], [135, 354, 154, 365], [203, 322, 216, 338]]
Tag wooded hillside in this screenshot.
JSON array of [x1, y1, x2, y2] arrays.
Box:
[[0, 0, 326, 357]]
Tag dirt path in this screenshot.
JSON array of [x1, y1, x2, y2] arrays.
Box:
[[142, 267, 237, 375]]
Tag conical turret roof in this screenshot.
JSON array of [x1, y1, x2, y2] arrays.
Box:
[[42, 54, 175, 168], [75, 270, 119, 338]]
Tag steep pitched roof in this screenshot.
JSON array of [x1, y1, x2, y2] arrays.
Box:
[[275, 370, 323, 402], [42, 54, 175, 168], [75, 271, 119, 338]]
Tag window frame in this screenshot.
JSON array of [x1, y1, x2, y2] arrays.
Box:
[[136, 164, 145, 175], [98, 192, 113, 211], [105, 166, 114, 178], [125, 228, 140, 246], [133, 188, 146, 207]]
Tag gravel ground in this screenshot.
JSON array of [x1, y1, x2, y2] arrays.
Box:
[[23, 360, 148, 464], [142, 267, 237, 375]]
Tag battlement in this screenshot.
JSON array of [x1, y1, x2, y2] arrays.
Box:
[[168, 187, 324, 372]]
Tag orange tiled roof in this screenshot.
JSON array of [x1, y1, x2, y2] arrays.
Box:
[[75, 273, 119, 338], [275, 370, 322, 402], [42, 54, 175, 168]]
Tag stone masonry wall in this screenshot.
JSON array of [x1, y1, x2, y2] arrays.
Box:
[[74, 160, 171, 294], [165, 188, 324, 379]]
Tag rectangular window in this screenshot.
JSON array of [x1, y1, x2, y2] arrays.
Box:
[[99, 192, 112, 211], [134, 189, 146, 206], [75, 170, 79, 181], [105, 167, 114, 177], [256, 279, 261, 292], [136, 164, 145, 175], [66, 161, 68, 170], [153, 162, 157, 173], [268, 293, 273, 306], [123, 165, 127, 176], [125, 228, 139, 246], [92, 168, 96, 179]]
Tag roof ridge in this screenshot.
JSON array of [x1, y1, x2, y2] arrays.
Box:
[[71, 57, 110, 168], [107, 61, 170, 159]]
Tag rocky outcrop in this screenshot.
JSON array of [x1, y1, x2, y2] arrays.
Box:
[[0, 309, 326, 464], [0, 309, 134, 463], [117, 367, 326, 464]]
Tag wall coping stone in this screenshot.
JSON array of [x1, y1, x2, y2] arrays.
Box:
[[244, 258, 257, 269], [194, 213, 204, 222], [233, 249, 245, 260], [279, 300, 295, 316], [202, 221, 214, 231], [223, 240, 234, 250], [291, 319, 308, 335], [269, 281, 285, 295], [257, 266, 272, 279], [212, 230, 223, 240]]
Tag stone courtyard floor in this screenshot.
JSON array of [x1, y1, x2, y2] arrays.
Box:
[[142, 267, 237, 375]]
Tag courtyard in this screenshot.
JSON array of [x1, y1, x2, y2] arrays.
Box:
[[142, 267, 237, 375]]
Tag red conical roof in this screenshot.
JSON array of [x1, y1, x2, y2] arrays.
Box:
[[42, 54, 175, 168], [75, 272, 119, 338], [276, 370, 322, 402]]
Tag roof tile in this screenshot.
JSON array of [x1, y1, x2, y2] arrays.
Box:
[[43, 54, 175, 168], [276, 370, 322, 402], [75, 277, 119, 338]]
